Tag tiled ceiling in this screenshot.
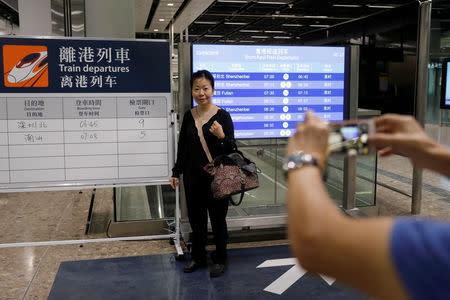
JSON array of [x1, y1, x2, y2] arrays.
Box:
[[185, 0, 417, 45], [138, 0, 449, 49]]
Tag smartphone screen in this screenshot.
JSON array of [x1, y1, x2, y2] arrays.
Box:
[[328, 120, 374, 156]]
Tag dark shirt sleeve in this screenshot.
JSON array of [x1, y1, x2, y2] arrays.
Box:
[[216, 110, 236, 154], [390, 218, 450, 300], [171, 111, 189, 178], [204, 109, 236, 158]]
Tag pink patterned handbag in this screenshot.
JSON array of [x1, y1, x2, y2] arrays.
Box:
[[203, 150, 259, 205]]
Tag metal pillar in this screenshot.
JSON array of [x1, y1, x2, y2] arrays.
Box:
[[170, 22, 174, 59], [412, 0, 432, 214], [343, 46, 360, 210], [184, 28, 189, 42], [63, 0, 72, 37]]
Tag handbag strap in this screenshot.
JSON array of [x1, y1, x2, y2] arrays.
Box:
[[229, 176, 245, 206], [191, 106, 219, 163]]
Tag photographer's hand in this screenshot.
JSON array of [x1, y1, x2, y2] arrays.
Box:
[[368, 114, 450, 176], [286, 110, 329, 171]]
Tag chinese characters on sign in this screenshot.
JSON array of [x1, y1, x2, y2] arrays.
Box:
[[59, 46, 131, 89]]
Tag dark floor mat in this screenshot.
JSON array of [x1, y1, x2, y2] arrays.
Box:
[[48, 244, 367, 300]]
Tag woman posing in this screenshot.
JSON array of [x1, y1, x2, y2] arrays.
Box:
[[170, 70, 236, 278]]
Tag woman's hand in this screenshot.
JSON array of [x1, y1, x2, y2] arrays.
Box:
[[209, 120, 225, 139], [286, 111, 329, 170], [170, 177, 179, 190]]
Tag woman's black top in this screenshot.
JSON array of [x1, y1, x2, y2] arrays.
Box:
[[172, 108, 236, 179]]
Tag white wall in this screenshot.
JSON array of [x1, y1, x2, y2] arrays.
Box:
[[85, 0, 135, 38], [19, 0, 52, 36]]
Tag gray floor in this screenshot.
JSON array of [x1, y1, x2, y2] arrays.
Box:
[[0, 124, 449, 299]]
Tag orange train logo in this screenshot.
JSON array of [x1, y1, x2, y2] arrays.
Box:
[[3, 45, 48, 87]]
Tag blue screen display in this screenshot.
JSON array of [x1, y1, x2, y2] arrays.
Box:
[[446, 62, 450, 106], [192, 44, 349, 139]]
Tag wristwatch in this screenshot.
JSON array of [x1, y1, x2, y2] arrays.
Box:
[[282, 151, 320, 178]]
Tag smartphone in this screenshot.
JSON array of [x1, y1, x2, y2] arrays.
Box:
[[328, 119, 375, 156]]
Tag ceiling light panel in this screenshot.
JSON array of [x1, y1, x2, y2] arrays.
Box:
[[271, 14, 296, 18], [332, 4, 362, 8], [366, 5, 396, 9], [194, 21, 219, 25], [257, 1, 289, 4], [303, 15, 329, 19], [282, 23, 302, 27], [223, 22, 248, 25], [240, 29, 262, 33], [273, 36, 291, 39], [217, 0, 248, 3], [309, 24, 330, 28]]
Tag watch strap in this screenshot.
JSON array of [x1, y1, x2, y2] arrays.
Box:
[[283, 151, 321, 178]]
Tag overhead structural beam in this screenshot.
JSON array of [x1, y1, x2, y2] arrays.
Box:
[[1, 0, 18, 12], [135, 0, 153, 32], [172, 0, 215, 33], [145, 0, 160, 30]]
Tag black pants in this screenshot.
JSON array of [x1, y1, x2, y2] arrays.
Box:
[[184, 171, 229, 264]]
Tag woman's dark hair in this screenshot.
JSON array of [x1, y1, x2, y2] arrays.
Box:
[[191, 70, 214, 89]]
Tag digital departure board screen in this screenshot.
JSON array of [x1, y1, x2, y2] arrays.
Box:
[[441, 58, 450, 109], [192, 44, 350, 139]]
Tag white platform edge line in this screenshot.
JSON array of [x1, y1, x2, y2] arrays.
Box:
[[0, 234, 176, 248], [257, 258, 297, 268], [264, 264, 307, 295]]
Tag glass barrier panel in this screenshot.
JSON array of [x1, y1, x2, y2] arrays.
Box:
[[115, 185, 175, 222]]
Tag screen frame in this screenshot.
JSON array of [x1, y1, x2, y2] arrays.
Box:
[[440, 58, 450, 109], [190, 43, 352, 139]]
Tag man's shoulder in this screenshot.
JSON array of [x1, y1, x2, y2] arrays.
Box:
[[391, 218, 450, 300]]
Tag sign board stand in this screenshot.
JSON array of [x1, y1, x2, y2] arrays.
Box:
[[0, 36, 183, 257]]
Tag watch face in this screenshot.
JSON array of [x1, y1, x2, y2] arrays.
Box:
[[284, 152, 318, 174], [302, 153, 312, 162], [286, 160, 298, 171]]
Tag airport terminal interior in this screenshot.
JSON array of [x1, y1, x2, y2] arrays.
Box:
[[0, 0, 449, 299]]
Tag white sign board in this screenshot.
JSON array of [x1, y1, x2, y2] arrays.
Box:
[[0, 37, 173, 191]]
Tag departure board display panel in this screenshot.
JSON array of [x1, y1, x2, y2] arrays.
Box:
[[441, 58, 450, 109], [192, 44, 350, 139]]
